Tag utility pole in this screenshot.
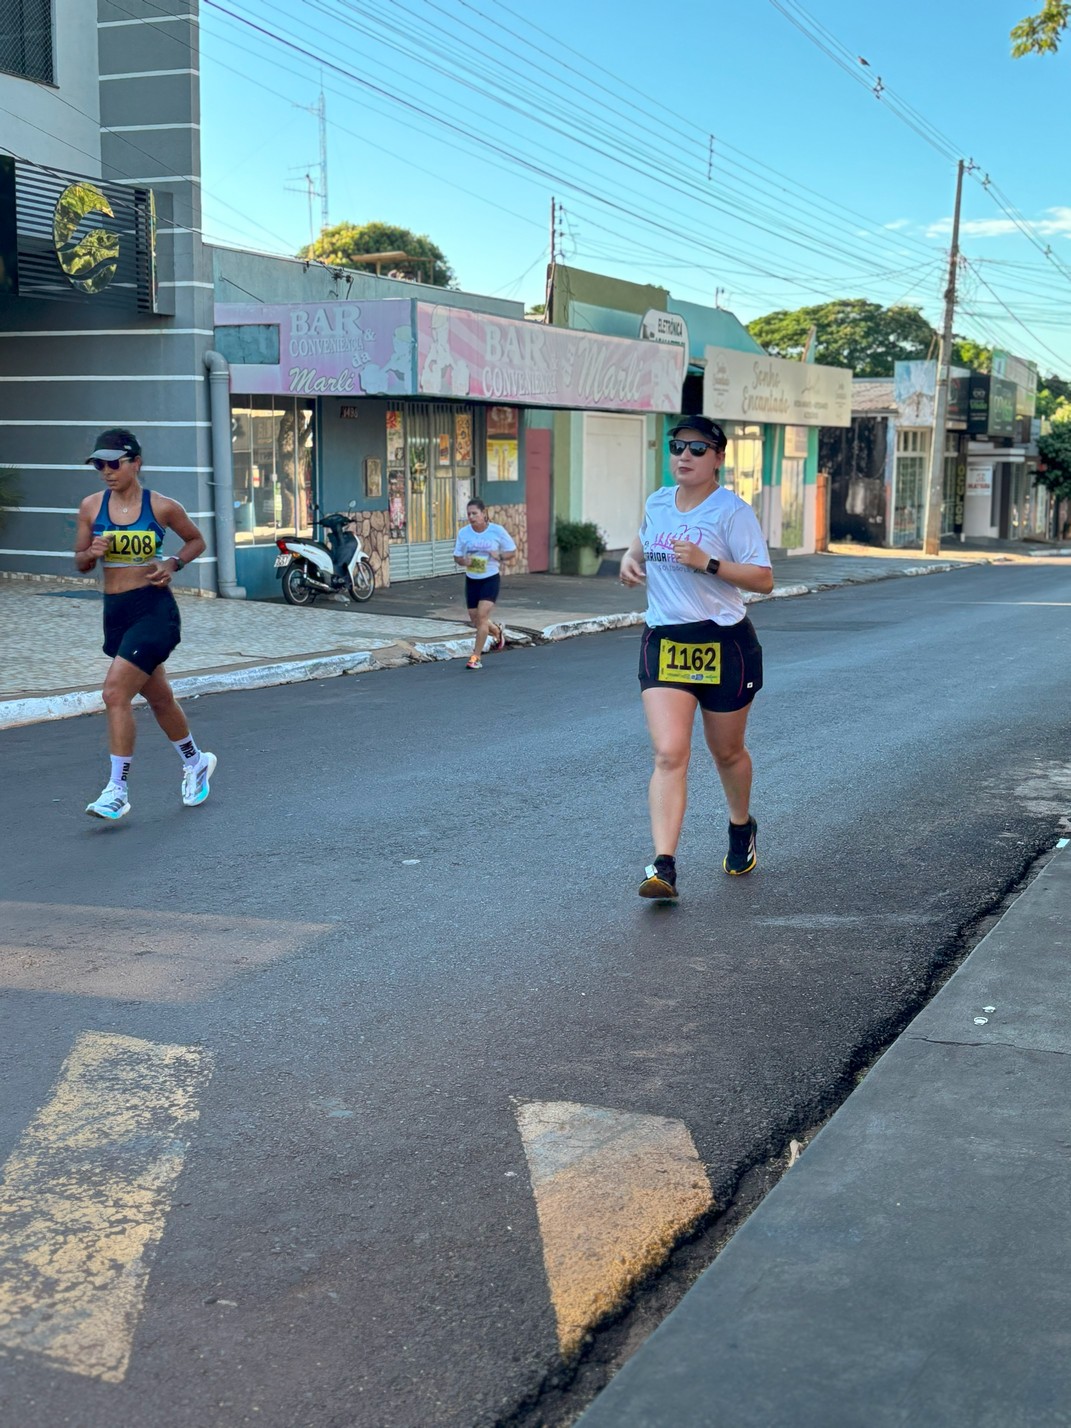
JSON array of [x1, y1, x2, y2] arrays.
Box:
[[923, 158, 965, 556], [291, 84, 329, 241], [543, 196, 556, 321]]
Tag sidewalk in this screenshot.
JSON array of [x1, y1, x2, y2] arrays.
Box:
[[577, 842, 1071, 1428], [0, 541, 1061, 730]]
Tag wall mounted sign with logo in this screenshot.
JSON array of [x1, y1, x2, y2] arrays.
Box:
[[0, 156, 171, 313], [705, 346, 852, 427], [967, 374, 991, 435], [987, 375, 1016, 440], [416, 303, 685, 413], [992, 350, 1038, 418]]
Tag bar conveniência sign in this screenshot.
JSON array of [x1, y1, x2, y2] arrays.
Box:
[[417, 304, 685, 413], [703, 346, 852, 427]]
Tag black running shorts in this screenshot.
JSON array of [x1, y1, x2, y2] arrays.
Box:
[[102, 585, 181, 676], [465, 574, 500, 609], [638, 616, 763, 712]]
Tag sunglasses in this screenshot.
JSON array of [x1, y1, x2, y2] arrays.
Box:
[[669, 439, 720, 457], [91, 457, 133, 472]]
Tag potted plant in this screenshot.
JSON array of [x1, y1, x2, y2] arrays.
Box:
[[555, 518, 607, 576]]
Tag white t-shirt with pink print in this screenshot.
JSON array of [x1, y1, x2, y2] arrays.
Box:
[[639, 484, 771, 628]]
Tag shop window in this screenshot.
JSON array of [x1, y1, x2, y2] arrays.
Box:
[[893, 428, 930, 546], [0, 0, 53, 84], [721, 423, 763, 515], [486, 405, 519, 481], [230, 396, 314, 546]]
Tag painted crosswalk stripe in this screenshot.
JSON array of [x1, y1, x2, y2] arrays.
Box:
[[516, 1100, 713, 1358], [0, 1031, 213, 1383]]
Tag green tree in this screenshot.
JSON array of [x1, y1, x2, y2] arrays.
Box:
[[1036, 422, 1071, 537], [525, 301, 546, 318], [1037, 374, 1071, 420], [298, 221, 455, 287], [746, 299, 937, 377], [1011, 1, 1069, 54], [951, 338, 992, 372]]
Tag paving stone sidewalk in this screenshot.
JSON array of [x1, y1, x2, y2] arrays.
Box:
[[4, 540, 1063, 728]]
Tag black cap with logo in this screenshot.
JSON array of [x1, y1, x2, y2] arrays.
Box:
[[85, 428, 142, 463], [668, 415, 727, 451]]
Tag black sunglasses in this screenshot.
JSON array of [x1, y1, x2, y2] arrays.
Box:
[[669, 439, 718, 457], [91, 457, 133, 472]]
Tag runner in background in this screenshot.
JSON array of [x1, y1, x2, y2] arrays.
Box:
[[453, 498, 517, 671]]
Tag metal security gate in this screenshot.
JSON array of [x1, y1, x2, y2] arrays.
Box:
[[388, 402, 472, 580]]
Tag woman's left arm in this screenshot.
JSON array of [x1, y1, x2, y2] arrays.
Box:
[[146, 498, 206, 586]]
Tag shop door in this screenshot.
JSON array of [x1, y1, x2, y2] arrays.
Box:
[[582, 413, 645, 551], [388, 402, 466, 580]]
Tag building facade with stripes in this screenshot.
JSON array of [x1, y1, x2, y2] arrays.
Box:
[[0, 0, 216, 591]]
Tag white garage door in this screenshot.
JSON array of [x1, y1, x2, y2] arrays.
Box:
[[582, 413, 646, 551]]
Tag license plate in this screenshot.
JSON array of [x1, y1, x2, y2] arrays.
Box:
[[658, 638, 721, 684], [274, 553, 292, 568]]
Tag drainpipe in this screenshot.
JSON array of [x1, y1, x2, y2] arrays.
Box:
[[204, 349, 245, 598]]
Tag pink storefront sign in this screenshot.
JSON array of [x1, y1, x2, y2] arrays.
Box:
[[214, 300, 416, 395], [416, 303, 685, 413]]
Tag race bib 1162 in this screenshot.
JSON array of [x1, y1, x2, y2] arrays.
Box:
[[658, 638, 722, 685]]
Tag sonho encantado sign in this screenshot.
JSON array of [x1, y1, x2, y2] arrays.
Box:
[[703, 345, 852, 427]]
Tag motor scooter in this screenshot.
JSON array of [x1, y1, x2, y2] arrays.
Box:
[[274, 503, 375, 605]]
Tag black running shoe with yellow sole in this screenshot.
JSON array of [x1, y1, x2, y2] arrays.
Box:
[[639, 855, 678, 900], [724, 816, 758, 875]]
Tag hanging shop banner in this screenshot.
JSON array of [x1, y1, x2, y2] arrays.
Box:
[[215, 300, 415, 396], [705, 346, 852, 427], [416, 303, 685, 413]]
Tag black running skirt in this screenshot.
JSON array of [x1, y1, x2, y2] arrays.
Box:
[[638, 616, 763, 712]]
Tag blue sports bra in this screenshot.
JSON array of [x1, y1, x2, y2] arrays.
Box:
[[92, 488, 166, 567]]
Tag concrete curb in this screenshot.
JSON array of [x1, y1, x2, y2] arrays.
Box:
[[0, 651, 381, 731], [0, 560, 972, 732]]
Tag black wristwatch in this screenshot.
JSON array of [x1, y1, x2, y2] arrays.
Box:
[[170, 556, 185, 572], [705, 557, 721, 576]]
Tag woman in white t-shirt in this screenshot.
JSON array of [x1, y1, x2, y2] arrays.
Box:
[[620, 416, 774, 900], [453, 498, 517, 671]]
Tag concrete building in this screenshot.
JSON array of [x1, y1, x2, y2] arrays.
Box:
[[1, 0, 215, 588]]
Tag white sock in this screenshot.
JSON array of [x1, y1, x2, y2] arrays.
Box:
[[172, 735, 201, 768], [110, 754, 131, 788]]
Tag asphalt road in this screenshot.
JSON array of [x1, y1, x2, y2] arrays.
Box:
[[2, 562, 1070, 1428]]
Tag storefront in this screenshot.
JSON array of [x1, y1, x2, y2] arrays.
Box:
[[703, 346, 852, 551], [214, 297, 684, 596]]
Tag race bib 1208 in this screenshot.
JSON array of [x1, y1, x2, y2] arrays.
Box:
[[103, 529, 159, 563]]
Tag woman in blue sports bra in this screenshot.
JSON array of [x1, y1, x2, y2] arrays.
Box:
[[73, 428, 218, 821]]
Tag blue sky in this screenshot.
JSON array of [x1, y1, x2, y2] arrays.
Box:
[[198, 0, 1071, 375]]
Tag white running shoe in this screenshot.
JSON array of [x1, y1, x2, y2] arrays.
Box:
[[86, 782, 131, 820], [181, 752, 217, 807]]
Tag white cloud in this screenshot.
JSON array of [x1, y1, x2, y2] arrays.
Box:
[[883, 218, 911, 231], [925, 206, 1071, 240]]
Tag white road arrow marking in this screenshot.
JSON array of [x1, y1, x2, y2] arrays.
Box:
[[0, 1031, 213, 1382], [516, 1100, 713, 1358]]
